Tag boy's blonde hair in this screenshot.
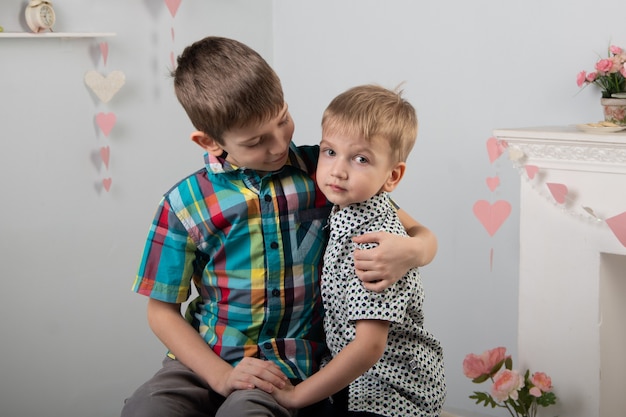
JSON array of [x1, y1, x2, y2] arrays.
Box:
[[172, 36, 284, 143], [321, 84, 417, 163]]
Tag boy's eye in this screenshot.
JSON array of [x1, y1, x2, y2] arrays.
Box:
[[279, 115, 290, 126], [245, 138, 263, 147], [355, 156, 368, 164], [324, 149, 336, 157]]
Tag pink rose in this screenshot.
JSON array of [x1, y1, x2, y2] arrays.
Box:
[[620, 65, 626, 78], [491, 369, 524, 402], [596, 58, 613, 73], [610, 45, 623, 55], [531, 372, 553, 393], [577, 70, 587, 87], [463, 347, 507, 379], [586, 72, 598, 82]]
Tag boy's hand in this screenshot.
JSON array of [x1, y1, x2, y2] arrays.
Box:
[[220, 357, 288, 396], [352, 231, 417, 292], [270, 379, 296, 409]]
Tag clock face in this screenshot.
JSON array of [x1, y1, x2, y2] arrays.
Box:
[[25, 1, 55, 32], [40, 6, 55, 27]]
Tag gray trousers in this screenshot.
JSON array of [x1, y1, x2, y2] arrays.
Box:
[[121, 357, 334, 417]]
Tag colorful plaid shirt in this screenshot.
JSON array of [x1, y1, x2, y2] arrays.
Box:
[[132, 143, 332, 380]]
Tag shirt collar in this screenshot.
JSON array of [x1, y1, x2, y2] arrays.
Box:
[[329, 192, 391, 240], [204, 142, 308, 176]]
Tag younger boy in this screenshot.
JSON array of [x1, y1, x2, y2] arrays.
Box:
[[270, 85, 446, 416], [121, 37, 438, 417]]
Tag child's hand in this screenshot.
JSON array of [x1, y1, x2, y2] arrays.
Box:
[[352, 231, 416, 292], [221, 357, 288, 396], [270, 379, 297, 409]]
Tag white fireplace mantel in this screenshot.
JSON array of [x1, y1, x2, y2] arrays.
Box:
[[494, 125, 626, 417]]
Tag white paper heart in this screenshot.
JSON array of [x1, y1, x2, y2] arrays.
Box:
[[84, 70, 126, 103]]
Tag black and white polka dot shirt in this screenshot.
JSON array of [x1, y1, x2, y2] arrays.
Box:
[[322, 192, 446, 416]]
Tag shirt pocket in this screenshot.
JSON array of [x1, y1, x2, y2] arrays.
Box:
[[288, 206, 331, 265]]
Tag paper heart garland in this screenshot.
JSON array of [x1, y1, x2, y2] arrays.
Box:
[[606, 211, 626, 247], [102, 178, 112, 192], [546, 183, 568, 205], [100, 146, 110, 169], [84, 70, 126, 104], [524, 165, 539, 179], [165, 0, 182, 17], [486, 176, 500, 192], [486, 137, 506, 163], [100, 42, 109, 66], [473, 200, 512, 236], [95, 112, 116, 137]]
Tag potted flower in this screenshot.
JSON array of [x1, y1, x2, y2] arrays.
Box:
[[577, 44, 626, 125], [463, 347, 557, 417]]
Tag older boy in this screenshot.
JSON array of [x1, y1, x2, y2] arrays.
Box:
[[121, 37, 437, 417]]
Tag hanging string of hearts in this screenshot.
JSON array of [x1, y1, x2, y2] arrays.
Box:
[[84, 41, 126, 193], [473, 137, 513, 271], [507, 144, 626, 248], [165, 0, 182, 70]]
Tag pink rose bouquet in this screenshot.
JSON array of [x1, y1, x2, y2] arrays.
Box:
[[577, 44, 626, 98], [463, 347, 557, 417]]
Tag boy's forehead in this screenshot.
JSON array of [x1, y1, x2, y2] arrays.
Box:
[[227, 103, 288, 141]]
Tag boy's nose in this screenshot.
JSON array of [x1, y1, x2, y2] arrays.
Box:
[[268, 134, 288, 155], [330, 161, 348, 179]]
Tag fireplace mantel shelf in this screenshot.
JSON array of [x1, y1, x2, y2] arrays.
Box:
[[494, 125, 626, 172]]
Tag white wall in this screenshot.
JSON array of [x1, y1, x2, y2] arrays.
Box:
[[0, 0, 624, 416]]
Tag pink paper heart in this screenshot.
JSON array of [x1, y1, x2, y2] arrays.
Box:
[[486, 137, 505, 163], [546, 183, 568, 204], [100, 42, 109, 66], [100, 146, 110, 169], [486, 176, 500, 192], [606, 211, 626, 247], [102, 178, 112, 192], [96, 112, 116, 137], [165, 0, 182, 17], [473, 200, 512, 237], [525, 165, 539, 179]]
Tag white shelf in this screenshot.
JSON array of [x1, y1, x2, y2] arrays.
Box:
[[0, 32, 116, 38]]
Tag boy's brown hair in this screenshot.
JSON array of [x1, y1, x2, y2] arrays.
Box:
[[172, 36, 284, 143], [321, 84, 418, 163]]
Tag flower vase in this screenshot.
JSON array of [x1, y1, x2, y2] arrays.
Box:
[[601, 98, 626, 125]]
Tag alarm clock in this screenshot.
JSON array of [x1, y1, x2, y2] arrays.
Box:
[[25, 0, 56, 33]]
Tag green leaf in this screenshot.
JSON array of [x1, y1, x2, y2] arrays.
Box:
[[472, 374, 490, 384], [490, 359, 505, 375], [537, 392, 557, 407], [469, 392, 499, 409]]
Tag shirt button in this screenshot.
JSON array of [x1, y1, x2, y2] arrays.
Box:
[[264, 195, 272, 202], [263, 342, 272, 350], [272, 289, 280, 297], [270, 242, 278, 249]]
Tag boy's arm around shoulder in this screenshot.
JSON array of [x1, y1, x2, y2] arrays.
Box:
[[146, 298, 287, 396], [352, 208, 437, 292]]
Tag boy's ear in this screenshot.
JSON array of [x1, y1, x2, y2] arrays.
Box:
[[190, 131, 225, 156], [381, 162, 406, 192]]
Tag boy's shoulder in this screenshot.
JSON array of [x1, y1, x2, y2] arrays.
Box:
[[163, 167, 206, 197], [287, 143, 320, 176]]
